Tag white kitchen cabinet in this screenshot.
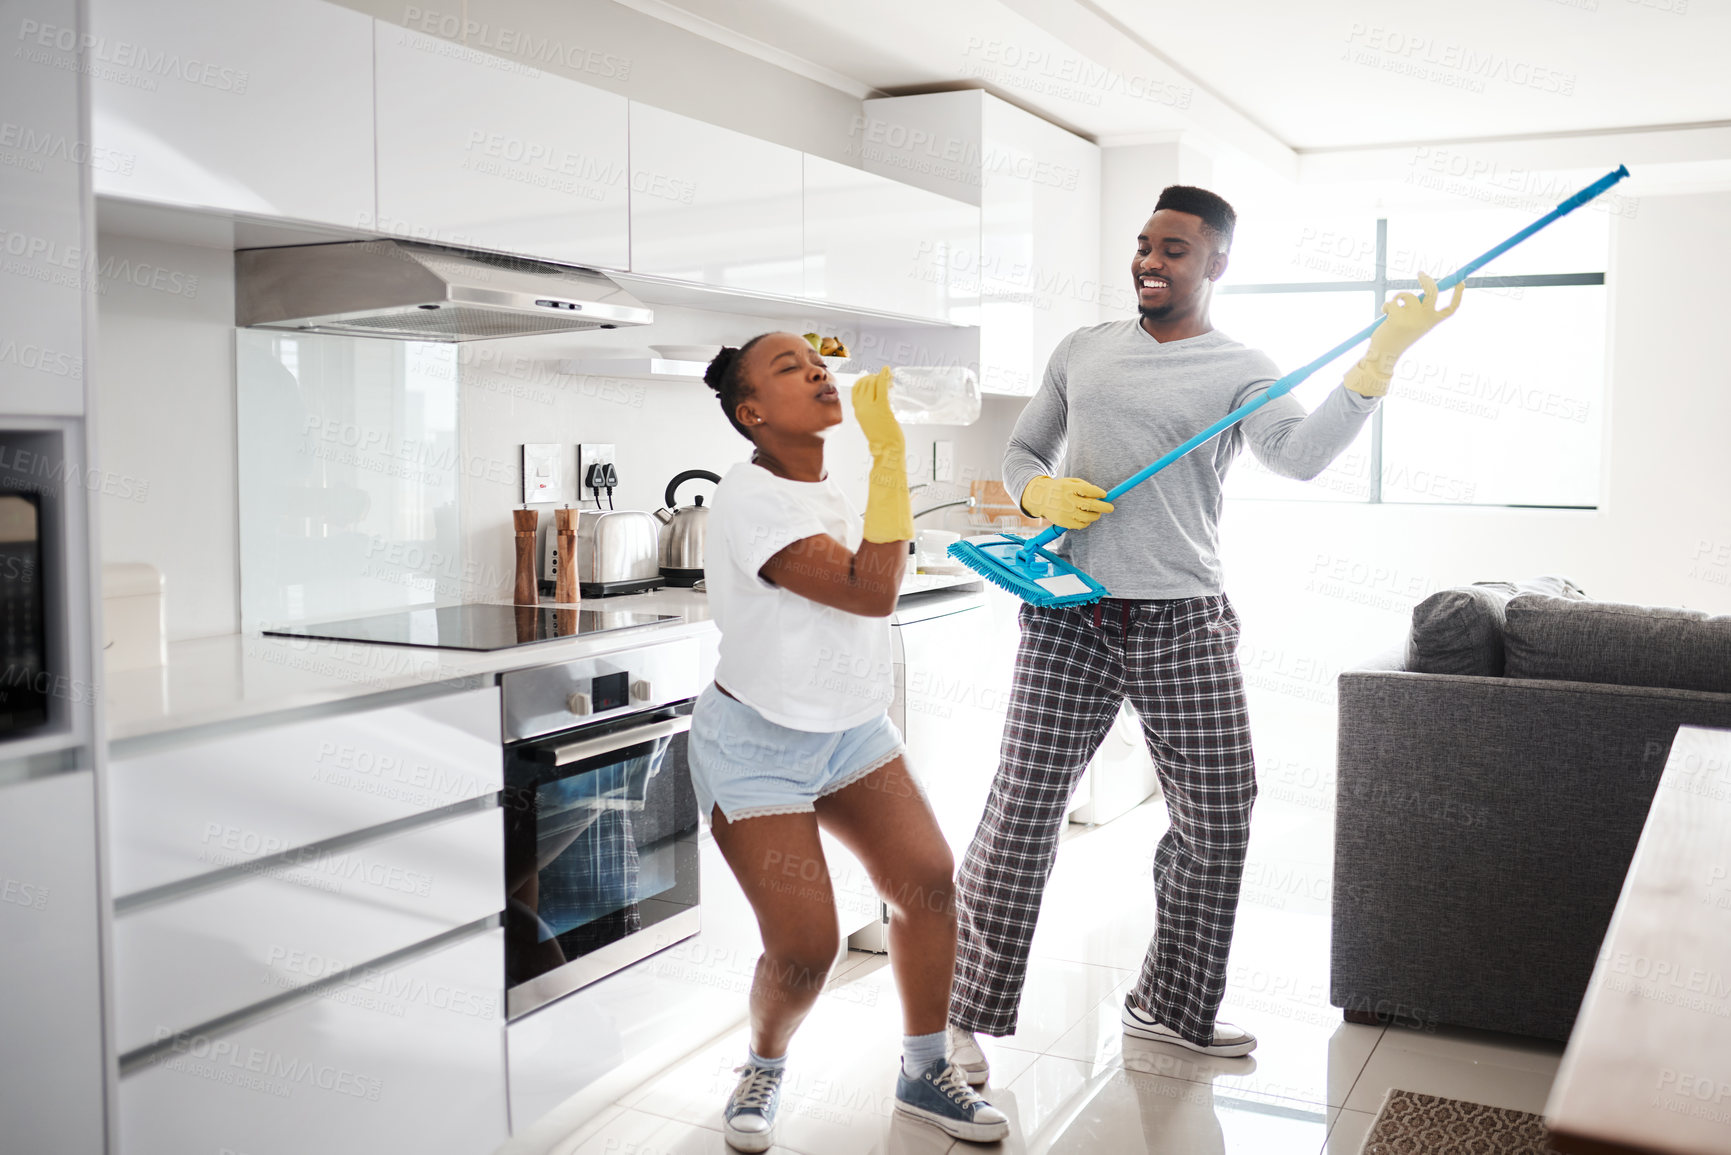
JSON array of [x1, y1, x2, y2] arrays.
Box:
[[121, 926, 508, 1155], [2, 2, 111, 1145], [109, 684, 503, 896], [891, 590, 1004, 862], [0, 770, 107, 1155], [1, 0, 88, 417], [862, 92, 1101, 396], [628, 103, 804, 296], [375, 25, 629, 268], [89, 0, 375, 227], [114, 805, 503, 1054], [802, 154, 978, 321]]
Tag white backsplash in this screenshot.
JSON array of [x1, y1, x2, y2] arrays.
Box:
[[95, 232, 240, 641], [455, 308, 1015, 604], [235, 330, 462, 628]]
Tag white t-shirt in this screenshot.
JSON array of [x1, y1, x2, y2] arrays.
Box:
[[705, 461, 894, 732]]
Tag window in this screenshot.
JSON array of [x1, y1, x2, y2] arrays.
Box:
[[1212, 206, 1608, 507]]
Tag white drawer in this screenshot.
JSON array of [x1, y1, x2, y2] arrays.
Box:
[[111, 685, 501, 895], [115, 807, 502, 1055], [121, 928, 508, 1155]]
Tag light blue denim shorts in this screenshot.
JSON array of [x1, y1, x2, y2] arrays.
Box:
[[687, 684, 906, 823]]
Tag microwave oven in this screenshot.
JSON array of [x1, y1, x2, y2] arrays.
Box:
[[0, 492, 48, 735]]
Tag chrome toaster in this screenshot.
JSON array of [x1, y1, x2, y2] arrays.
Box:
[[576, 509, 664, 596]]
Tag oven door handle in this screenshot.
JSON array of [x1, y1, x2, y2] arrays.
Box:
[[547, 714, 693, 767]]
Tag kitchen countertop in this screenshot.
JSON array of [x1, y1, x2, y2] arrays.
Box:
[[104, 573, 982, 746], [104, 587, 715, 747]]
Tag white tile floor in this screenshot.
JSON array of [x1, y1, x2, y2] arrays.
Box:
[[545, 740, 1565, 1154]]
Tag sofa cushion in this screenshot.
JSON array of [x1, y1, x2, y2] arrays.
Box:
[[1407, 576, 1589, 676], [1504, 596, 1731, 693]]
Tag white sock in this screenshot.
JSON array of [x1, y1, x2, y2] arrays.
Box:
[[902, 1029, 947, 1072], [747, 1046, 786, 1071]]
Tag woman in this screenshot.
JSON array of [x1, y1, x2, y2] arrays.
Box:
[[691, 333, 1008, 1151]]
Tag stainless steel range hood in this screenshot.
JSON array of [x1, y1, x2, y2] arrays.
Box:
[[235, 240, 653, 342]]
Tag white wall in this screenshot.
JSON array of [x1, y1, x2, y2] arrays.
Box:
[[1098, 140, 1215, 324], [455, 307, 1016, 601], [330, 0, 867, 164], [95, 233, 240, 640]]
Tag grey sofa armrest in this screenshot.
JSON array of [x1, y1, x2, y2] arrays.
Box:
[[1331, 669, 1731, 1041]]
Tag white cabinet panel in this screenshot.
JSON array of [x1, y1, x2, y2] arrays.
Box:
[[980, 99, 1040, 396], [1, 0, 89, 416], [375, 25, 629, 268], [802, 155, 977, 321], [115, 806, 502, 1054], [893, 599, 1004, 862], [110, 685, 502, 895], [1027, 119, 1102, 385], [0, 771, 106, 1154], [628, 103, 803, 295], [89, 0, 375, 226], [121, 927, 508, 1155]]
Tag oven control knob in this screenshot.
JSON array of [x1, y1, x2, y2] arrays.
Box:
[[630, 678, 652, 702], [566, 691, 593, 716]]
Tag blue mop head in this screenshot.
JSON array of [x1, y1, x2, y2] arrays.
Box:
[[947, 535, 1109, 607]]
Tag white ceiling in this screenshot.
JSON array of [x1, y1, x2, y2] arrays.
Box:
[[1087, 0, 1731, 150], [639, 0, 1731, 165]]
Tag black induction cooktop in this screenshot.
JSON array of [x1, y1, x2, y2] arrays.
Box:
[[263, 603, 679, 652]]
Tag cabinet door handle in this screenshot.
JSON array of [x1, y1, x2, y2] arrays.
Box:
[[547, 715, 692, 767]]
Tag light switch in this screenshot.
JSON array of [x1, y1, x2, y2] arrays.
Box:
[[933, 440, 955, 483], [522, 444, 563, 504]]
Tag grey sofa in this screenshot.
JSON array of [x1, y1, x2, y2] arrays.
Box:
[[1330, 590, 1731, 1042]]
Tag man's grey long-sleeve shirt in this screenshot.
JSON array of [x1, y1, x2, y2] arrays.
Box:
[[1003, 318, 1379, 600]]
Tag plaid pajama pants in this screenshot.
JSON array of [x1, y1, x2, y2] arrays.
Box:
[[950, 595, 1257, 1047]]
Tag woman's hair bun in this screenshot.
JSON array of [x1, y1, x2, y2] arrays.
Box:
[[703, 347, 738, 393]]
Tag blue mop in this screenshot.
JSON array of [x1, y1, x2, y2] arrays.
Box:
[[949, 164, 1632, 607]]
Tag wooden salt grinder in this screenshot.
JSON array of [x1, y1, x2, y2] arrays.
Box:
[[513, 508, 540, 606]]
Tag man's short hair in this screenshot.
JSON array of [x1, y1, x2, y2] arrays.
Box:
[[1153, 185, 1236, 254]]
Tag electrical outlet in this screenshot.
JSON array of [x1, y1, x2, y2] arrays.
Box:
[[933, 440, 955, 483], [522, 443, 563, 504], [577, 443, 617, 507]]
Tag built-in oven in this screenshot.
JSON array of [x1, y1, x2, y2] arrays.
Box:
[[500, 638, 702, 1021]]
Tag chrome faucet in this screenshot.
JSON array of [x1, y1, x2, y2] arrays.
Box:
[[913, 497, 975, 520]]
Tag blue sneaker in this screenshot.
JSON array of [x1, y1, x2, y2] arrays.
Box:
[[895, 1058, 1010, 1143], [723, 1063, 783, 1153]]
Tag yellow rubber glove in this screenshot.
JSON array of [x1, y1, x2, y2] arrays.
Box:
[[1344, 272, 1464, 398], [1021, 475, 1114, 530], [851, 368, 914, 543]]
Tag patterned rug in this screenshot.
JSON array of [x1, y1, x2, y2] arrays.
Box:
[[1361, 1089, 1562, 1154]]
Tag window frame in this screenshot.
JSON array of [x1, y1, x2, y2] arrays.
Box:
[[1217, 218, 1606, 506]]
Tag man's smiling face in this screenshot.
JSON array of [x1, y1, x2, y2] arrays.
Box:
[[1133, 209, 1228, 324]]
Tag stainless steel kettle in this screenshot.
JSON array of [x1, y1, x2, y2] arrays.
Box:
[[655, 469, 720, 587]]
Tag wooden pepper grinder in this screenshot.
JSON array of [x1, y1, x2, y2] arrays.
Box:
[[554, 507, 579, 606], [513, 508, 540, 606]]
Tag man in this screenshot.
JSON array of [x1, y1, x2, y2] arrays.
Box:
[[947, 185, 1461, 1072]]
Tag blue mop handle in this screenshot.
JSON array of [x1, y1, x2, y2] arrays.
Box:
[[1018, 163, 1631, 559]]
